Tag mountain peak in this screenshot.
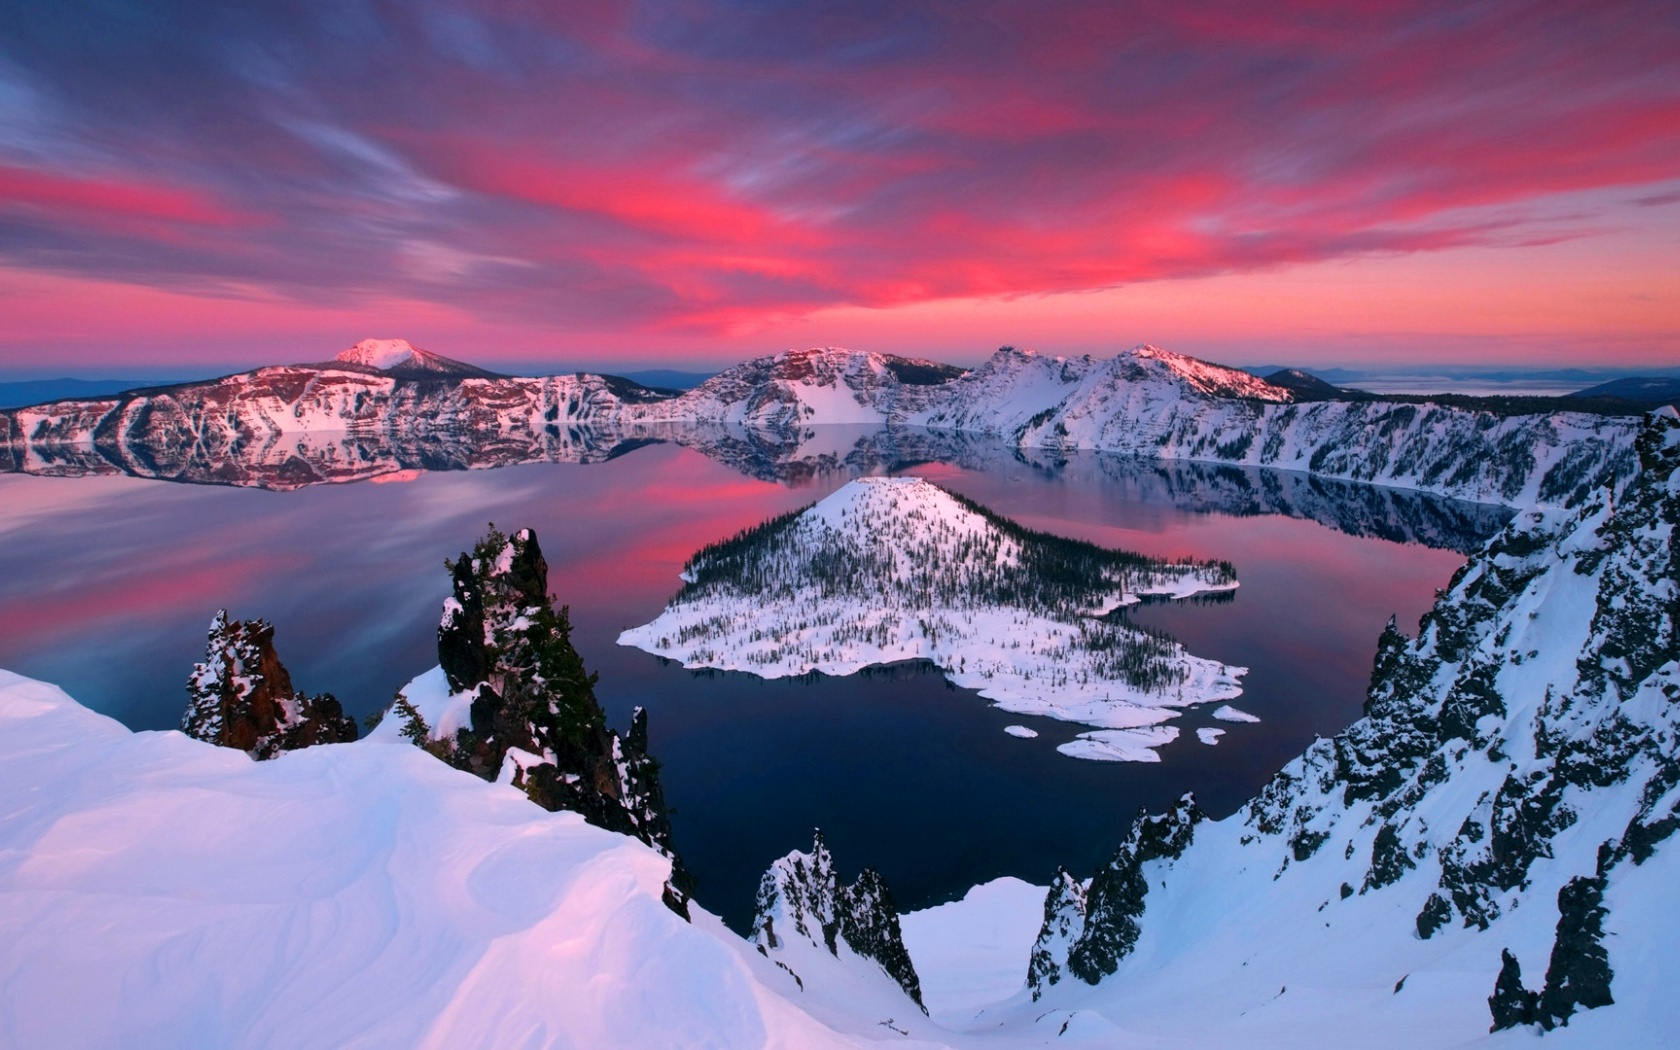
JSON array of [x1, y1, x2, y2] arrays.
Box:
[[329, 338, 502, 379], [1117, 344, 1293, 402], [336, 338, 421, 370]]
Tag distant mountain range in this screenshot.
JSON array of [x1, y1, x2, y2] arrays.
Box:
[[1, 339, 1646, 509]]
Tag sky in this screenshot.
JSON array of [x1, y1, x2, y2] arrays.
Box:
[[0, 0, 1677, 377]]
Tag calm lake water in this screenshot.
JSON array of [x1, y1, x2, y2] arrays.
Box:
[[0, 430, 1501, 929]]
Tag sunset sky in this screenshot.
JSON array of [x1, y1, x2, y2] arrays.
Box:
[[1, 0, 1677, 377]]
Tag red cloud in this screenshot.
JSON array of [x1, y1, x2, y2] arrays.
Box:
[[0, 165, 261, 234]]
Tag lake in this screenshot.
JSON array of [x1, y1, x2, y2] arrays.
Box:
[[0, 427, 1504, 930]]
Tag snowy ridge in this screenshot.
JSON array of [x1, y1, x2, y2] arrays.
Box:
[[630, 346, 962, 430], [903, 346, 1636, 509], [0, 367, 666, 489], [750, 831, 927, 1014], [620, 476, 1245, 761]]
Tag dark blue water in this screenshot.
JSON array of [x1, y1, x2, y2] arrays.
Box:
[[0, 435, 1494, 929]]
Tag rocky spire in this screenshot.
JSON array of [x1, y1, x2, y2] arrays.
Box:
[[1028, 794, 1203, 997], [752, 830, 925, 1011], [408, 525, 677, 858], [1025, 867, 1087, 999], [182, 611, 357, 759]]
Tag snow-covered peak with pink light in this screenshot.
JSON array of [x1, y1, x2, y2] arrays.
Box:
[[329, 338, 499, 378], [336, 338, 422, 370]]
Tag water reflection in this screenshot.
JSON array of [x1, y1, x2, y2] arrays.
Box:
[[4, 421, 1510, 552], [0, 434, 1480, 928]]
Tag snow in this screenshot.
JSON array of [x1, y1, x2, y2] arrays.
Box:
[[899, 878, 1046, 1024], [366, 665, 475, 740], [334, 337, 419, 370], [620, 476, 1246, 762], [1211, 704, 1261, 723], [1002, 725, 1038, 739], [0, 668, 860, 1049], [1196, 726, 1225, 745], [1057, 724, 1180, 762]]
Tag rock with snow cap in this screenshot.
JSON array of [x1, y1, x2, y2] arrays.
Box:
[[181, 611, 357, 759]]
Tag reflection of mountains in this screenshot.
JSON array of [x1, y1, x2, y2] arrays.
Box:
[[4, 419, 1507, 551]]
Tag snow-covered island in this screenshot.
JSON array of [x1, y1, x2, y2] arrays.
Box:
[[620, 476, 1246, 761]]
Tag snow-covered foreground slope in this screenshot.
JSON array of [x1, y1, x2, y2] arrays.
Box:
[[0, 669, 879, 1049], [899, 878, 1047, 1024], [620, 476, 1245, 761]]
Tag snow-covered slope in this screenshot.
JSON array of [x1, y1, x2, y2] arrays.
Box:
[[620, 476, 1245, 761], [904, 346, 1636, 508], [0, 669, 864, 1049], [1009, 407, 1680, 1044]]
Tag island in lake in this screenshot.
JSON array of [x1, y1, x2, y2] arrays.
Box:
[[621, 476, 1249, 761]]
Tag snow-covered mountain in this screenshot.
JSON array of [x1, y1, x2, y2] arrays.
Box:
[[2, 339, 1639, 507], [321, 337, 504, 378], [631, 346, 965, 430], [620, 476, 1246, 761]]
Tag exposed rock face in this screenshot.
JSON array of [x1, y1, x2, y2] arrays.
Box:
[[181, 611, 357, 759], [409, 525, 676, 857], [1489, 948, 1539, 1031], [1026, 794, 1203, 997], [1025, 868, 1087, 997], [751, 830, 925, 1011], [1537, 868, 1615, 1027]]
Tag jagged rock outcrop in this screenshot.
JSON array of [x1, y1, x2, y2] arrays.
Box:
[[1025, 868, 1087, 997], [398, 525, 676, 859], [1027, 795, 1203, 997], [751, 830, 925, 1011], [181, 611, 357, 759], [1489, 948, 1540, 1030]]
